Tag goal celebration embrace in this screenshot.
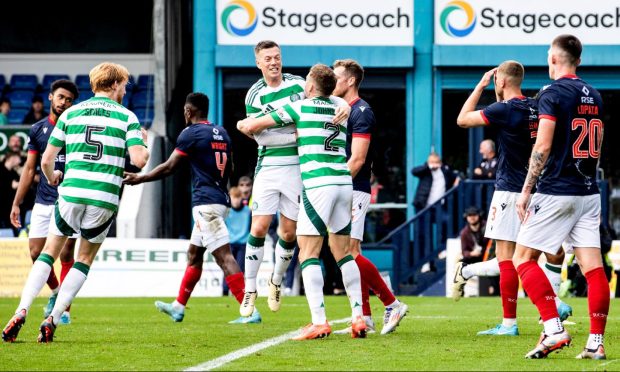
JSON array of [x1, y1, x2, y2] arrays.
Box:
[[1, 1, 618, 369]]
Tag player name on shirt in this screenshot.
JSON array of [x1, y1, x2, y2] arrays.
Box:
[[270, 97, 352, 190]]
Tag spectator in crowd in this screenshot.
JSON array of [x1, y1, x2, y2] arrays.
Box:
[[0, 98, 10, 125], [225, 186, 251, 272], [23, 96, 48, 125], [369, 172, 383, 204], [459, 206, 489, 265], [473, 139, 498, 179], [237, 175, 252, 206], [411, 152, 459, 212], [0, 152, 22, 235], [2, 135, 27, 170]]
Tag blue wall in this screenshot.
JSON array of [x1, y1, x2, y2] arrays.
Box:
[[194, 0, 620, 218]]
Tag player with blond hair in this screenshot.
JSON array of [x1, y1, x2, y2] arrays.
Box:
[[2, 62, 149, 343]]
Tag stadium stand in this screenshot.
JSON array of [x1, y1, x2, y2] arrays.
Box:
[[74, 90, 95, 104], [1, 73, 153, 123], [137, 74, 154, 91], [131, 90, 153, 108], [7, 91, 33, 109], [8, 108, 28, 124], [134, 107, 154, 127], [42, 74, 71, 89], [75, 74, 91, 91], [9, 74, 38, 91]]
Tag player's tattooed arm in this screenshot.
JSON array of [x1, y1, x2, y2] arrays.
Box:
[[523, 150, 545, 192]]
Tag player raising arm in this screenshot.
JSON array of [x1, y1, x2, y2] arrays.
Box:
[[453, 61, 571, 335], [124, 93, 246, 323]]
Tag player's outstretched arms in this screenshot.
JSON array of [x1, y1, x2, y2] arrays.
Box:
[[124, 150, 184, 185], [237, 115, 277, 136]]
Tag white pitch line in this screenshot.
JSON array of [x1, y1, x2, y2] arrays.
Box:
[[597, 359, 619, 369], [185, 318, 351, 371]]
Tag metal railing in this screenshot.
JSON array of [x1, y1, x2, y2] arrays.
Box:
[[363, 179, 610, 295]]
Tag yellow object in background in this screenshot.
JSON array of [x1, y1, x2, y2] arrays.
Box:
[[0, 238, 57, 298]]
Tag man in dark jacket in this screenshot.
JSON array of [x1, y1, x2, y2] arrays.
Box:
[[412, 152, 458, 212]]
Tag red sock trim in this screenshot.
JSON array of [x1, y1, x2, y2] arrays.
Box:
[[585, 267, 610, 335], [225, 272, 245, 304], [355, 255, 396, 307], [176, 266, 202, 306], [517, 261, 558, 321], [360, 275, 371, 316], [60, 260, 75, 311], [47, 269, 59, 290], [499, 260, 518, 319], [60, 260, 74, 284]]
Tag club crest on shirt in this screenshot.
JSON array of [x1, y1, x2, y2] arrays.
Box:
[[290, 93, 301, 102]]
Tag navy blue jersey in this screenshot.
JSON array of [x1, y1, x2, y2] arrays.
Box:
[[481, 96, 538, 192], [27, 116, 66, 205], [175, 122, 232, 207], [536, 75, 603, 195], [345, 98, 375, 193]]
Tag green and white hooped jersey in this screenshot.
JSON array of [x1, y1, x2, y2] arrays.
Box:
[[269, 97, 352, 190], [245, 73, 305, 168], [48, 96, 146, 212]]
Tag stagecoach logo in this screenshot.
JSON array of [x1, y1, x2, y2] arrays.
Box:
[[221, 0, 258, 37], [440, 0, 477, 37]]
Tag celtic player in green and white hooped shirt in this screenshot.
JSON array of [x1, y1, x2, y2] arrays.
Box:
[[238, 41, 350, 320], [1, 62, 149, 344], [238, 64, 366, 339], [48, 98, 145, 211]]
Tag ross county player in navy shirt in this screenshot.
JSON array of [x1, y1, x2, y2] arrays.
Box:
[[331, 59, 408, 336], [124, 92, 247, 323], [8, 80, 79, 326], [513, 35, 608, 360], [455, 61, 571, 337]]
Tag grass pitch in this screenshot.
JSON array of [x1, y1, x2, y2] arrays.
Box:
[[0, 296, 618, 371]]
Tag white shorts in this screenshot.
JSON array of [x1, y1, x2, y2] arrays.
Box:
[[251, 165, 301, 221], [484, 191, 520, 242], [297, 185, 352, 236], [190, 204, 230, 253], [50, 198, 115, 244], [516, 194, 601, 254], [351, 191, 371, 241], [29, 203, 80, 239]]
